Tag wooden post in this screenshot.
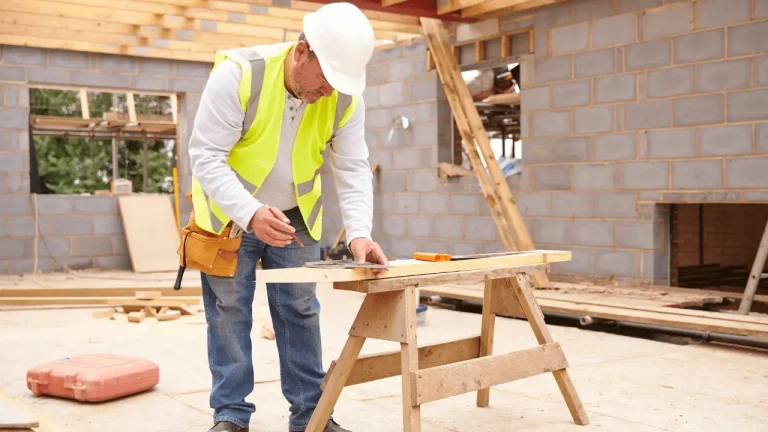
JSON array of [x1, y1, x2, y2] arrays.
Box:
[[476, 279, 496, 407], [112, 136, 119, 181], [170, 94, 178, 124], [501, 35, 510, 57], [126, 92, 137, 123], [739, 218, 768, 314], [79, 89, 90, 120], [475, 40, 485, 62], [143, 137, 149, 192]]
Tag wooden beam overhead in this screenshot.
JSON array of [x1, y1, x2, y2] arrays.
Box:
[[0, 33, 211, 62], [0, 0, 423, 63], [381, 0, 411, 6], [300, 0, 478, 23], [462, 0, 568, 19], [437, 0, 486, 15]]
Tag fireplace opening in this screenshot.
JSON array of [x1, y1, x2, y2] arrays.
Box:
[[670, 204, 768, 295]]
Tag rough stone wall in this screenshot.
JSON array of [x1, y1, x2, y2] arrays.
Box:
[[0, 45, 209, 273], [520, 0, 768, 283]]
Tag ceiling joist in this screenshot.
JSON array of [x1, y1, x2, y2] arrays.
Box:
[[0, 0, 424, 64], [0, 0, 569, 64]]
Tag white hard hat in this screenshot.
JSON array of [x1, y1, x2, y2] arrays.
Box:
[[303, 2, 375, 96]]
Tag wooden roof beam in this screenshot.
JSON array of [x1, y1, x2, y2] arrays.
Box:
[[300, 0, 478, 23], [461, 0, 569, 19], [437, 0, 486, 15]]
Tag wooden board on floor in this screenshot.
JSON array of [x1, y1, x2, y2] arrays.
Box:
[[0, 400, 38, 429], [0, 286, 202, 298], [257, 250, 570, 283], [421, 285, 768, 338], [118, 194, 181, 273], [0, 296, 200, 306]]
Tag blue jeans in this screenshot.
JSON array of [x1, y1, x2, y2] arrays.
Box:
[[201, 207, 327, 431]]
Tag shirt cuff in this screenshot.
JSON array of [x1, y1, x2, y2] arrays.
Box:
[[234, 200, 263, 234], [345, 231, 372, 248]]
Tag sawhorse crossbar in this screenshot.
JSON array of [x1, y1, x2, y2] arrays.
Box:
[[304, 265, 590, 431]]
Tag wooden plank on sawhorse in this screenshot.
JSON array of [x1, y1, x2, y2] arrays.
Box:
[[420, 16, 550, 289], [290, 261, 589, 432]]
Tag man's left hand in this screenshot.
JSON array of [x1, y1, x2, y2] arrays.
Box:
[[349, 238, 388, 275]]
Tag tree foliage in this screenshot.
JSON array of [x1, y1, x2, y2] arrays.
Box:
[[30, 89, 175, 194]]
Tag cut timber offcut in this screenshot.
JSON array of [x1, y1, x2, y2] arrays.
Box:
[[127, 310, 146, 323], [261, 323, 276, 340], [135, 291, 162, 300], [157, 309, 181, 321], [92, 309, 115, 319]]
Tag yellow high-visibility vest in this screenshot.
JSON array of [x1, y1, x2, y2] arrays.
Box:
[[190, 42, 358, 241]]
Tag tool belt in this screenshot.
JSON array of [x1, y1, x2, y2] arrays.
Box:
[[176, 211, 242, 279]]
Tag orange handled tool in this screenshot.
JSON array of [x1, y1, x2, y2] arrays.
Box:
[[413, 252, 451, 262]]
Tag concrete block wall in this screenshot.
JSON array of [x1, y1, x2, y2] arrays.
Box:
[[519, 0, 768, 283], [321, 40, 533, 259], [2, 195, 133, 273], [321, 40, 513, 259], [0, 45, 209, 273]]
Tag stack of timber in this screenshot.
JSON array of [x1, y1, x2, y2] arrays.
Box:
[[421, 281, 768, 340], [0, 269, 202, 310]]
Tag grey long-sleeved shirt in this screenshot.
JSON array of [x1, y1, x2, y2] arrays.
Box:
[[187, 54, 373, 244]]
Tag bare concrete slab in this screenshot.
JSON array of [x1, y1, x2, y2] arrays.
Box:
[[0, 282, 766, 432]]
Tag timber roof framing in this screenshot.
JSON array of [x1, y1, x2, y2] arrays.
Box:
[[0, 0, 424, 63], [0, 0, 570, 63], [302, 0, 571, 20]]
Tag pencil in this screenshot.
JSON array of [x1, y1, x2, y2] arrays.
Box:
[[268, 206, 304, 247]]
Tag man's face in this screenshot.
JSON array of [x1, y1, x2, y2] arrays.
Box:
[[291, 42, 335, 104]]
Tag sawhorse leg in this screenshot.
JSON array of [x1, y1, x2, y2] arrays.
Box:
[[401, 286, 422, 431], [306, 287, 421, 432], [476, 279, 495, 407], [305, 335, 366, 431], [508, 273, 590, 425]]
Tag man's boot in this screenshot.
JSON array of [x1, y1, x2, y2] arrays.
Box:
[[208, 421, 249, 432], [294, 419, 351, 432]]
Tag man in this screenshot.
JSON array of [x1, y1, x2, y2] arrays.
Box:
[[466, 65, 519, 102], [187, 3, 387, 432]]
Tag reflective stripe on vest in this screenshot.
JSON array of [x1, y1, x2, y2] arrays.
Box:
[[190, 43, 358, 241]]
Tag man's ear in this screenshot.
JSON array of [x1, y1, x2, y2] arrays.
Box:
[[294, 41, 309, 63]]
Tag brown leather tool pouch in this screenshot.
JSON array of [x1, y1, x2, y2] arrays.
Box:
[[176, 212, 242, 278]]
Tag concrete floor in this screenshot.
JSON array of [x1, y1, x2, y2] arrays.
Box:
[[1, 283, 767, 432]]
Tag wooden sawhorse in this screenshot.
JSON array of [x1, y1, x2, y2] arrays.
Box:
[[304, 264, 590, 431]]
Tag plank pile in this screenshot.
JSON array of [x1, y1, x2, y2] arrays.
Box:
[[91, 291, 194, 323], [421, 282, 768, 340]]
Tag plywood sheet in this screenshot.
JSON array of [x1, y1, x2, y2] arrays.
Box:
[[257, 250, 570, 283], [0, 400, 38, 429], [118, 194, 180, 272]]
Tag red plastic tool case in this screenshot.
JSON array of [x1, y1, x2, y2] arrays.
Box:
[[27, 354, 159, 402]]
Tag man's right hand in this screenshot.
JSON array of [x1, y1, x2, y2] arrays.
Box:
[[249, 206, 295, 247]]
